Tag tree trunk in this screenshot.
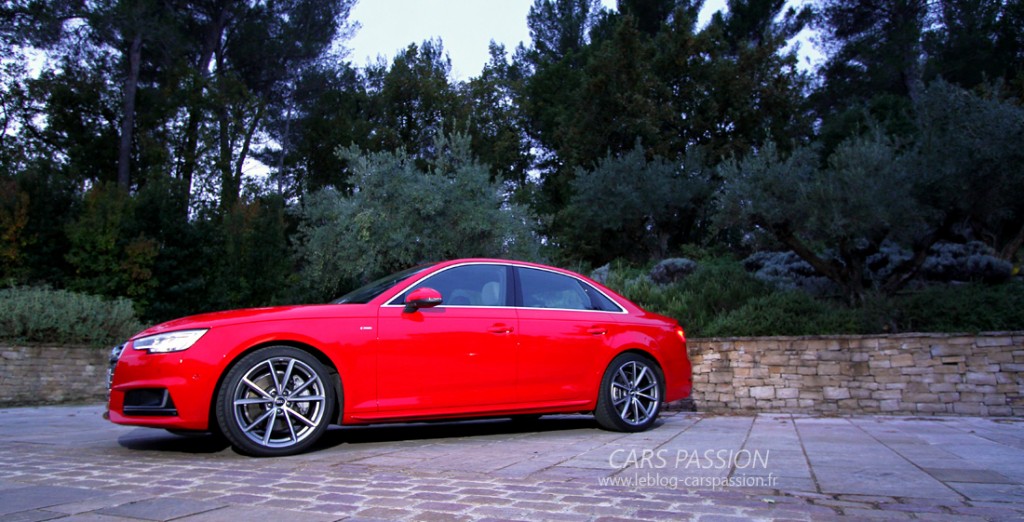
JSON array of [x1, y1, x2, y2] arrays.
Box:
[[999, 220, 1024, 262], [117, 31, 143, 191], [177, 3, 230, 208]]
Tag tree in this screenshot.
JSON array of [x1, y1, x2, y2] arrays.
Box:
[[908, 81, 1024, 262], [814, 0, 929, 109], [923, 0, 1024, 98], [716, 81, 1024, 303], [560, 143, 708, 264], [715, 135, 920, 304], [363, 39, 469, 161], [464, 43, 532, 192], [295, 132, 539, 299]]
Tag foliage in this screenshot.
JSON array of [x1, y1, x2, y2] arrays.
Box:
[[702, 291, 863, 337], [559, 144, 707, 263], [717, 82, 1024, 303], [716, 132, 919, 302], [0, 286, 143, 345], [295, 132, 540, 300], [603, 257, 771, 337], [64, 184, 158, 306], [649, 258, 698, 285], [2, 0, 1023, 337], [921, 242, 1014, 283], [602, 258, 1024, 337], [892, 281, 1024, 334]]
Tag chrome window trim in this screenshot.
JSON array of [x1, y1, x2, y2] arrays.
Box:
[[381, 261, 628, 314], [382, 261, 511, 308], [514, 264, 627, 314]]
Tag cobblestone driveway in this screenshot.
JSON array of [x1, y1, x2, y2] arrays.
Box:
[[1, 405, 1023, 520]]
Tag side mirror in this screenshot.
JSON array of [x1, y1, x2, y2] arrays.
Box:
[[403, 287, 443, 313]]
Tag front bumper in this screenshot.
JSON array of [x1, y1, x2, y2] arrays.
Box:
[[107, 340, 218, 431]]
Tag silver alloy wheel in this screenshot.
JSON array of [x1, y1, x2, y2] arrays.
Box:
[[231, 356, 327, 449], [609, 360, 660, 426]]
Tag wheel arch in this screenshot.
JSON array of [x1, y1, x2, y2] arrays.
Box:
[[208, 339, 345, 430], [609, 347, 666, 390]]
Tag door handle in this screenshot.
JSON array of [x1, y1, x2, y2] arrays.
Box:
[[488, 324, 514, 334], [587, 327, 607, 335]]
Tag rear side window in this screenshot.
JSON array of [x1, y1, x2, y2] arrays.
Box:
[[517, 267, 622, 312]]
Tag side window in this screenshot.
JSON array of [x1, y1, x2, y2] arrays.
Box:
[[518, 268, 620, 311], [399, 265, 508, 307]]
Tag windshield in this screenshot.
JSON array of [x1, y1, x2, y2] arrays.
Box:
[[331, 264, 434, 304]]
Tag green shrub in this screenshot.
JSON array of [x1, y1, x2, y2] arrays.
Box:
[[703, 291, 863, 337], [892, 281, 1024, 333], [604, 256, 1024, 337], [0, 287, 144, 346], [603, 257, 771, 336]]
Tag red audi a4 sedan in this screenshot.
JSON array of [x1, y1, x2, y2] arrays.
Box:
[[107, 259, 692, 456]]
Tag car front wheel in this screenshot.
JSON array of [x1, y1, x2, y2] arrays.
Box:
[[216, 346, 334, 456], [594, 353, 663, 432]]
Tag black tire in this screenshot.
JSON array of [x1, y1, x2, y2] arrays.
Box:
[[594, 352, 663, 432], [216, 346, 335, 457]]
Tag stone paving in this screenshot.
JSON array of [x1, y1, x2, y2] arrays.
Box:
[[1, 404, 1023, 521]]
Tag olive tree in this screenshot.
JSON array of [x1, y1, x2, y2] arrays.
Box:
[[716, 81, 1024, 304], [558, 144, 708, 264], [296, 132, 539, 299], [715, 133, 923, 304]]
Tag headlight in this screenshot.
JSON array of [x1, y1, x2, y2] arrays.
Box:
[[132, 329, 208, 354]]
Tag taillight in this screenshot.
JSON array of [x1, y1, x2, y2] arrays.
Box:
[[675, 325, 686, 343]]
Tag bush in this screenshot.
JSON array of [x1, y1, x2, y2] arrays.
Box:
[[703, 291, 863, 337], [0, 287, 143, 345], [892, 281, 1024, 333], [600, 257, 1024, 337], [921, 241, 1013, 283], [603, 258, 771, 337], [649, 258, 698, 285]]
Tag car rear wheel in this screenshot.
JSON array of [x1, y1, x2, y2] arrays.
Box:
[[216, 346, 334, 457], [594, 353, 663, 432]]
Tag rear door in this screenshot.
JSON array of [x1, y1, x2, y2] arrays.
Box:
[[513, 266, 624, 404]]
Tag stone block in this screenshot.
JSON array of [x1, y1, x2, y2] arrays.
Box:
[[928, 383, 957, 393], [916, 403, 950, 413], [759, 354, 790, 366], [952, 402, 984, 415], [966, 373, 998, 385], [930, 344, 971, 357], [986, 351, 1013, 363], [879, 399, 900, 411], [818, 363, 841, 376], [890, 354, 915, 367], [987, 405, 1012, 416], [776, 388, 799, 399], [823, 387, 851, 400], [976, 336, 1013, 347], [749, 386, 775, 400]]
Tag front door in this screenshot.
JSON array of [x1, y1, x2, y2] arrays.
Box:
[[376, 263, 518, 413]]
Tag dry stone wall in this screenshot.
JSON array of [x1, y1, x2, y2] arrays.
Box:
[[3, 335, 1023, 416], [689, 333, 1024, 416], [0, 345, 109, 407]]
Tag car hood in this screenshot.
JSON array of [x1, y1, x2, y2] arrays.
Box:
[[131, 304, 372, 340]]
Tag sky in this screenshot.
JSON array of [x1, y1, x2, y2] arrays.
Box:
[[346, 0, 734, 80]]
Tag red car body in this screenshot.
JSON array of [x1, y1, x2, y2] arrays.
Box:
[[108, 259, 692, 455]]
